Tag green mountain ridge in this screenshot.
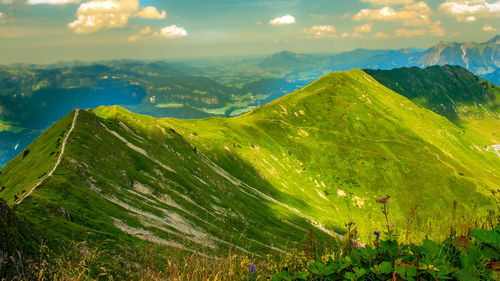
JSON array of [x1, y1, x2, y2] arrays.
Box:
[[365, 65, 500, 123], [0, 68, 499, 261]]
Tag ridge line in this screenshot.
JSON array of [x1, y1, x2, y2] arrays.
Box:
[[16, 109, 80, 205]]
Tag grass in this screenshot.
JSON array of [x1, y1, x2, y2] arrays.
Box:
[[2, 196, 498, 280], [0, 68, 499, 280]]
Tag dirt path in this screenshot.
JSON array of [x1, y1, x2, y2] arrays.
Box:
[[16, 109, 80, 204]]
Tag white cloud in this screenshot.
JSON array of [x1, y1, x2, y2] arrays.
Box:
[[134, 6, 166, 19], [361, 0, 414, 5], [403, 14, 431, 26], [27, 0, 81, 4], [483, 24, 497, 31], [353, 2, 431, 22], [128, 24, 187, 41], [354, 6, 415, 20], [269, 14, 296, 25], [353, 1, 444, 36], [373, 31, 389, 38], [341, 32, 349, 38], [155, 24, 187, 38], [354, 23, 373, 32], [68, 0, 165, 34], [395, 28, 426, 37], [404, 1, 431, 13], [440, 0, 500, 21], [302, 25, 336, 38]]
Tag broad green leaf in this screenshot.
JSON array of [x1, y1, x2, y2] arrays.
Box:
[[379, 261, 393, 274]]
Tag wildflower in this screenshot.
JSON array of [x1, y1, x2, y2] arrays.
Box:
[[374, 231, 380, 240], [249, 264, 256, 274], [376, 195, 390, 203]]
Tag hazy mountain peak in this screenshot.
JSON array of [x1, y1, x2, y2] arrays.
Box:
[[487, 35, 500, 44]]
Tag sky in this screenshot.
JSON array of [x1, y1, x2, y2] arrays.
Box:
[[0, 0, 499, 64]]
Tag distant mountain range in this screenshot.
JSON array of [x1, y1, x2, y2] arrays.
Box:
[[1, 66, 498, 268], [0, 36, 498, 167], [417, 36, 500, 76], [253, 35, 500, 85]]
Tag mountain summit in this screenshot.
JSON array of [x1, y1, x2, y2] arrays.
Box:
[[487, 35, 500, 44]]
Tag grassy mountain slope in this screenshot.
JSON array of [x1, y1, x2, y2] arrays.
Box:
[[364, 66, 500, 164], [364, 65, 500, 123], [0, 69, 498, 260]]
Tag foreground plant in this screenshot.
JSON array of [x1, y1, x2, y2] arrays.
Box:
[[271, 226, 500, 281]]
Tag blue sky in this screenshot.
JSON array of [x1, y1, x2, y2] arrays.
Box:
[[0, 0, 498, 63]]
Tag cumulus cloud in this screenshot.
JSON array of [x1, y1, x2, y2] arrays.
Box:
[[302, 25, 336, 38], [341, 32, 349, 38], [269, 15, 296, 25], [68, 0, 166, 34], [354, 1, 445, 36], [354, 7, 402, 20], [483, 24, 497, 31], [440, 0, 500, 21], [134, 6, 166, 19], [353, 2, 431, 22], [361, 0, 414, 5], [354, 23, 373, 32], [154, 24, 187, 38], [402, 14, 431, 26], [404, 1, 431, 13], [128, 24, 187, 41], [440, 0, 500, 15], [395, 28, 426, 37], [373, 31, 389, 38]]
